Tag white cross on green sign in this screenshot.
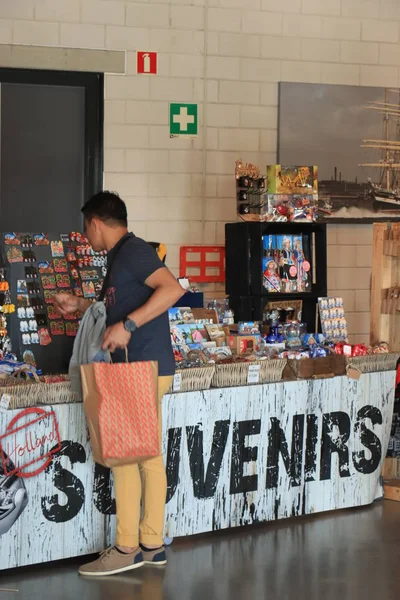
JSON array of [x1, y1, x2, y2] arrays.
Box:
[[170, 103, 198, 137]]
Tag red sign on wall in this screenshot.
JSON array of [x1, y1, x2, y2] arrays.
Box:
[[137, 51, 158, 75]]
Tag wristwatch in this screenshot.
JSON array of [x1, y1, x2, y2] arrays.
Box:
[[123, 317, 137, 334]]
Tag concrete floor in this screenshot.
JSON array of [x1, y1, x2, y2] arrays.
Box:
[[2, 500, 400, 600]]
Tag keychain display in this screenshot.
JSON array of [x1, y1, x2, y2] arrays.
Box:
[[318, 297, 348, 342], [25, 266, 39, 279], [21, 235, 33, 248], [23, 250, 36, 263]]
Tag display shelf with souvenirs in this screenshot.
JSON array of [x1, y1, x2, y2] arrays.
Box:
[[1, 231, 106, 374], [235, 161, 319, 223], [225, 221, 327, 332], [168, 295, 396, 392]]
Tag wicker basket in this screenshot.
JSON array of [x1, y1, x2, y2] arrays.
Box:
[[169, 365, 215, 393], [345, 352, 399, 374], [0, 371, 81, 410], [212, 359, 287, 388]]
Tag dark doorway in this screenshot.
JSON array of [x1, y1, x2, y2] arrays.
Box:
[[0, 69, 103, 231]]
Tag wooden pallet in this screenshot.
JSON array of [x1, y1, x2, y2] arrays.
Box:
[[371, 222, 400, 351], [384, 480, 400, 502]]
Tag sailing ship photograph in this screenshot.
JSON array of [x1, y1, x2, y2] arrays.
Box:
[[278, 82, 400, 221]]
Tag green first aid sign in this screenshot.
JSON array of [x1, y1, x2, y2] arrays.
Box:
[[169, 103, 198, 137]]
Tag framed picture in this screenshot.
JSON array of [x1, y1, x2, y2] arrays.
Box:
[[278, 82, 400, 222]]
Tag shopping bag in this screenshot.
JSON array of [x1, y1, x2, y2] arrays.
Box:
[[80, 360, 159, 467]]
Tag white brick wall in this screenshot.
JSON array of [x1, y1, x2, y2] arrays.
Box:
[[3, 0, 400, 336]]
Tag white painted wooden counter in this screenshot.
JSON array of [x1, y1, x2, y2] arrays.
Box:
[[0, 372, 395, 570]]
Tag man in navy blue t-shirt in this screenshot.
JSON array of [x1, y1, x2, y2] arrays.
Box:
[[55, 191, 183, 577]]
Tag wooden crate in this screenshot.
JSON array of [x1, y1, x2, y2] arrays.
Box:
[[287, 355, 346, 379]]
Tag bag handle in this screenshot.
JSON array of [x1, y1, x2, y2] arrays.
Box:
[[109, 348, 129, 363], [11, 367, 40, 383], [98, 234, 132, 302]]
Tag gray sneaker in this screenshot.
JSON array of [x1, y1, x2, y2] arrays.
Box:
[[78, 546, 144, 577]]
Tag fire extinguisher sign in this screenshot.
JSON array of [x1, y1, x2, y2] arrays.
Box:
[[137, 51, 158, 75]]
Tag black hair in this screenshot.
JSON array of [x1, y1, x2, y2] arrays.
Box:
[[81, 191, 128, 227]]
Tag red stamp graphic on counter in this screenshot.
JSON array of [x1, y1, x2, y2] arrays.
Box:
[[0, 407, 61, 478]]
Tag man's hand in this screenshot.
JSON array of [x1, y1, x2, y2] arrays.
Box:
[[102, 322, 131, 353], [54, 293, 80, 316], [54, 293, 91, 317]]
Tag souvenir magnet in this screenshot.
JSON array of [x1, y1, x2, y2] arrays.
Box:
[[54, 259, 68, 273], [38, 328, 52, 346], [7, 247, 23, 263], [38, 261, 54, 274], [34, 233, 50, 246], [56, 274, 71, 289], [41, 276, 56, 290], [51, 241, 64, 257], [4, 233, 20, 245], [82, 281, 96, 299]]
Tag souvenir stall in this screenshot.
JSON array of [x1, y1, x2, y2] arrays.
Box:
[[0, 166, 398, 571]]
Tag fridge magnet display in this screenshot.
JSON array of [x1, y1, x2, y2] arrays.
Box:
[[54, 259, 68, 273], [38, 262, 54, 274], [50, 321, 65, 336], [64, 311, 79, 321], [66, 322, 79, 337], [80, 269, 99, 281], [60, 234, 70, 243], [318, 297, 348, 342], [56, 274, 71, 289], [72, 284, 83, 297], [65, 247, 76, 262], [38, 328, 52, 346], [51, 241, 64, 257], [4, 233, 20, 245], [7, 247, 23, 263], [44, 290, 56, 304], [82, 281, 95, 299], [47, 305, 62, 320], [41, 276, 56, 290], [34, 233, 50, 246]]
